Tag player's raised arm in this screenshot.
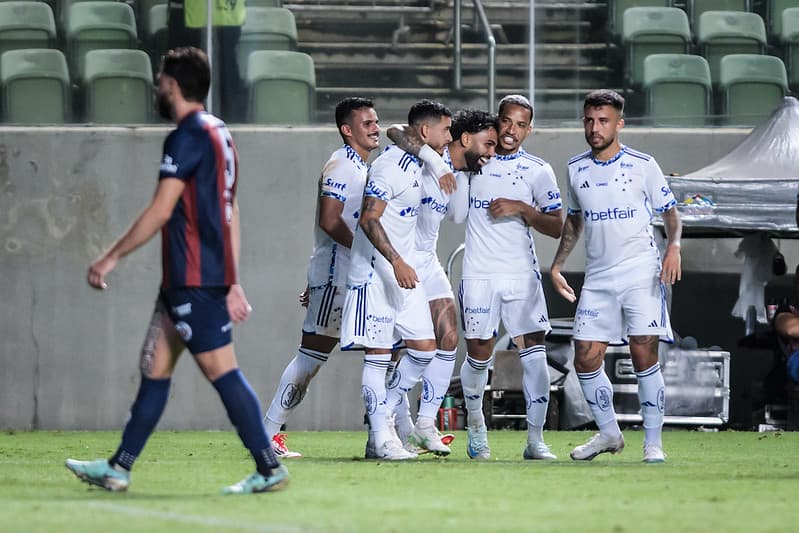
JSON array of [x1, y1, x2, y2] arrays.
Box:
[[388, 123, 455, 194]]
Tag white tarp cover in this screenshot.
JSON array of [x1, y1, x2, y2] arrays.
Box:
[[667, 97, 799, 237]]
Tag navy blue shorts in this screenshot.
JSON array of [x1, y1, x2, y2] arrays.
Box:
[[159, 287, 232, 355]]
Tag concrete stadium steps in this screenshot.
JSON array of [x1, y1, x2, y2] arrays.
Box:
[[284, 0, 611, 122]]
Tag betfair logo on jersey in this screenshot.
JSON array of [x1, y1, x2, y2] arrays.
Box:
[[465, 306, 490, 314], [583, 207, 636, 221], [323, 177, 346, 191], [366, 314, 393, 324], [577, 308, 599, 318], [421, 196, 448, 214], [399, 206, 419, 217], [469, 196, 493, 209], [160, 154, 178, 174]]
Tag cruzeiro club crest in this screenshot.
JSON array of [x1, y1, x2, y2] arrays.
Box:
[[280, 383, 303, 410], [657, 386, 666, 413], [362, 385, 377, 415], [421, 377, 433, 403], [387, 369, 401, 390], [596, 386, 612, 411]]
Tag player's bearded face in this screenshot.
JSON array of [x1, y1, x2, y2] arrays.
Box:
[[155, 90, 172, 120], [583, 105, 621, 152], [463, 128, 497, 172]]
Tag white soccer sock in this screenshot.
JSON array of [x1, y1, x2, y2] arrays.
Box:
[[460, 354, 491, 428], [385, 349, 436, 415], [636, 362, 665, 447], [520, 345, 550, 445], [363, 353, 392, 443], [394, 393, 414, 443], [264, 347, 328, 436], [577, 367, 622, 438], [417, 349, 457, 420]]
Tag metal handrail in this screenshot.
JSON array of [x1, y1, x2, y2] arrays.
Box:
[[453, 0, 496, 113], [445, 242, 465, 278]]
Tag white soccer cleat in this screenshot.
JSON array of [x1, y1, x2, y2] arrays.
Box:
[[523, 441, 557, 461], [271, 434, 302, 459], [408, 423, 451, 456], [570, 432, 625, 461], [379, 437, 418, 460], [642, 443, 666, 463], [466, 425, 491, 460]]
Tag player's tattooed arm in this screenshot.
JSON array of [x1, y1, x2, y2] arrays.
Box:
[[660, 206, 682, 285], [358, 195, 418, 289], [387, 124, 423, 155], [549, 212, 583, 303]]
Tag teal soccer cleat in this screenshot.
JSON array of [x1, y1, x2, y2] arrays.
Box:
[[222, 465, 290, 495], [65, 459, 130, 492]]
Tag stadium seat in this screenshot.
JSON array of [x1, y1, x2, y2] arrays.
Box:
[[643, 53, 712, 126], [767, 0, 799, 42], [688, 0, 751, 30], [622, 7, 691, 88], [237, 6, 298, 78], [697, 10, 767, 84], [82, 49, 153, 123], [246, 50, 315, 124], [719, 53, 787, 125], [146, 3, 167, 72], [136, 0, 165, 32], [780, 7, 799, 90], [0, 2, 56, 59], [66, 1, 137, 81], [608, 0, 673, 42], [0, 48, 69, 123]]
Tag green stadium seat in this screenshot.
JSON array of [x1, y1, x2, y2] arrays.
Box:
[[643, 53, 712, 126], [608, 0, 673, 42], [82, 49, 153, 123], [767, 0, 799, 42], [622, 7, 691, 88], [697, 11, 766, 84], [66, 1, 137, 81], [237, 6, 298, 78], [719, 53, 787, 125], [688, 0, 750, 30], [0, 48, 69, 123], [0, 2, 56, 59], [146, 4, 167, 72], [136, 0, 165, 32], [246, 50, 315, 124], [780, 7, 799, 90]]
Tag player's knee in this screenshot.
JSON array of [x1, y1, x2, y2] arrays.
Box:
[[438, 330, 459, 352]]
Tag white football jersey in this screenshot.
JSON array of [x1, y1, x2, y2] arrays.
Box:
[[347, 145, 424, 287], [415, 145, 454, 258], [306, 144, 368, 288], [566, 145, 676, 281], [462, 149, 562, 279]]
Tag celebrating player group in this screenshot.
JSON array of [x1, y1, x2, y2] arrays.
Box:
[[64, 45, 682, 495]]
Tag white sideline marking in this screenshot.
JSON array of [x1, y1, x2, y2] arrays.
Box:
[[87, 501, 313, 533]]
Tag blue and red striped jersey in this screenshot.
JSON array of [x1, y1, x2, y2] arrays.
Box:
[[158, 111, 238, 288]]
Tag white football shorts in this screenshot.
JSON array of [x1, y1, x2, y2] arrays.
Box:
[[302, 283, 345, 338], [416, 252, 455, 302], [340, 274, 435, 350], [459, 273, 551, 340], [573, 273, 673, 344]]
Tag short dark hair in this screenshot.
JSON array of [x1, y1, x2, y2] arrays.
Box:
[[160, 47, 210, 103], [497, 94, 534, 123], [584, 89, 625, 115], [450, 109, 499, 141], [407, 99, 451, 126], [335, 97, 374, 129]]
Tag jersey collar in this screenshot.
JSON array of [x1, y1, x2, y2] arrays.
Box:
[[494, 148, 526, 162], [343, 144, 367, 167], [590, 145, 626, 166]]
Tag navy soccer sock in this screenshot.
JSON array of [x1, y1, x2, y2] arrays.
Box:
[[213, 368, 280, 476], [110, 376, 171, 471]]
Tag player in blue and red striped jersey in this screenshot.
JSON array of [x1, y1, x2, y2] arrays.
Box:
[[65, 47, 287, 495]]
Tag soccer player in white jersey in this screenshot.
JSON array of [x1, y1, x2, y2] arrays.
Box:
[[340, 100, 453, 460], [261, 97, 380, 457], [446, 95, 563, 461], [384, 109, 499, 456], [550, 90, 682, 463]]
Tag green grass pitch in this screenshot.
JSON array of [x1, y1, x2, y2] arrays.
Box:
[[1, 429, 796, 532]]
